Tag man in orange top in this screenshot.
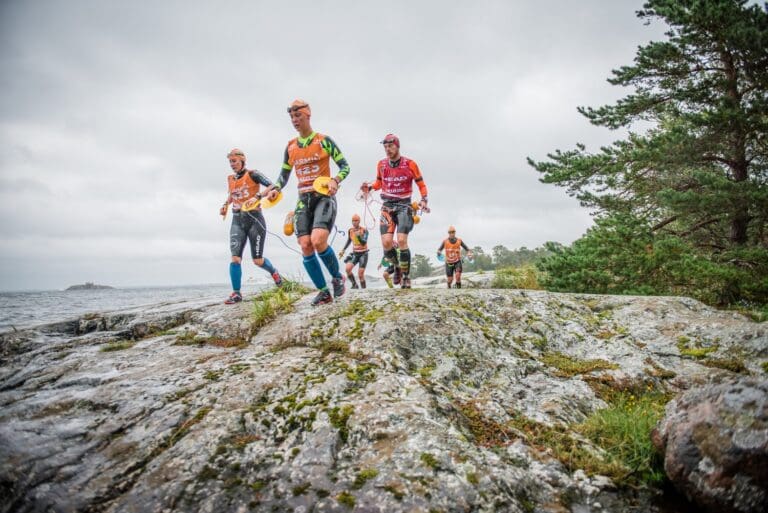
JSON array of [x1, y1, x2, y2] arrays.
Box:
[[360, 134, 428, 289], [437, 226, 473, 289], [220, 148, 283, 304], [266, 99, 351, 306], [338, 214, 369, 289]]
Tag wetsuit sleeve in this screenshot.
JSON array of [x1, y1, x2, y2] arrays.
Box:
[[342, 230, 352, 251], [409, 160, 428, 199], [274, 145, 292, 190], [371, 164, 382, 191], [320, 136, 350, 183], [249, 170, 273, 188], [461, 241, 470, 251], [437, 241, 445, 251], [360, 229, 368, 244]]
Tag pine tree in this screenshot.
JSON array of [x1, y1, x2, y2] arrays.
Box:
[[529, 0, 768, 304]]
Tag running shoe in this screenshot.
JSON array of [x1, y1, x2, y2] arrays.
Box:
[[311, 289, 333, 306], [271, 271, 283, 287], [224, 291, 242, 304], [401, 276, 412, 289], [393, 266, 402, 285], [331, 275, 346, 298]]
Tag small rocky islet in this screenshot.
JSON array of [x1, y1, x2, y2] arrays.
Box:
[[1, 273, 766, 513], [65, 282, 115, 291]]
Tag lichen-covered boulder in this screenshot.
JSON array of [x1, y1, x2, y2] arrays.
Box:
[[652, 377, 768, 513]]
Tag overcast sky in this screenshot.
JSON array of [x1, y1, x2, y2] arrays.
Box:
[[0, 0, 667, 291]]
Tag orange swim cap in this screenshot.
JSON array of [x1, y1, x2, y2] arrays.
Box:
[[287, 99, 311, 116], [227, 148, 246, 161]]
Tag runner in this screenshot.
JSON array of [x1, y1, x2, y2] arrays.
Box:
[[266, 99, 350, 306], [437, 226, 473, 289], [220, 148, 283, 304], [338, 214, 369, 289], [360, 134, 428, 289]]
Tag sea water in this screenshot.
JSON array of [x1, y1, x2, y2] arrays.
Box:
[[0, 283, 270, 332]]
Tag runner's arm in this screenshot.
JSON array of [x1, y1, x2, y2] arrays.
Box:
[[409, 161, 428, 202], [273, 146, 292, 191], [321, 137, 350, 184], [342, 231, 352, 251]]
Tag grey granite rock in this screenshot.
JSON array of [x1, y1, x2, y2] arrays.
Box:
[[1, 277, 766, 512], [652, 377, 768, 513]]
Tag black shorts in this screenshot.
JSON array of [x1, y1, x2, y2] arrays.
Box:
[[230, 210, 266, 260], [445, 260, 462, 277], [344, 251, 369, 268], [379, 199, 414, 236], [294, 192, 337, 237]]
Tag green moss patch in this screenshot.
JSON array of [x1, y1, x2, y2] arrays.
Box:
[[100, 341, 136, 352], [540, 352, 618, 377]]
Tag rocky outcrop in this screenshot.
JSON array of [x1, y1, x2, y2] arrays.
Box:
[[1, 277, 766, 513], [652, 378, 768, 513]]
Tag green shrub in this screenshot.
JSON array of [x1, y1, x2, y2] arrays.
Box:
[[492, 265, 542, 289]]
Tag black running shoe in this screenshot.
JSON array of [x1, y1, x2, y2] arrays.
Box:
[[331, 275, 346, 298], [401, 277, 411, 289], [224, 291, 242, 304], [311, 289, 333, 306], [393, 266, 402, 285]]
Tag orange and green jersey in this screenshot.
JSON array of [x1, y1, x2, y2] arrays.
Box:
[[438, 237, 469, 264], [342, 226, 369, 253], [275, 132, 350, 194]]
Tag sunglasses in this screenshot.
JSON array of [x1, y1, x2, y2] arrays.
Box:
[[448, 231, 456, 234], [382, 139, 397, 145], [287, 104, 308, 113]]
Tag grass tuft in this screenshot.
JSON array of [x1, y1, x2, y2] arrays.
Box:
[[540, 351, 618, 377], [100, 341, 136, 352]]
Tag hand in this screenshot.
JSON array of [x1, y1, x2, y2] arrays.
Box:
[[419, 199, 429, 212], [267, 189, 279, 201], [219, 204, 228, 217], [327, 178, 339, 196], [338, 251, 344, 259]]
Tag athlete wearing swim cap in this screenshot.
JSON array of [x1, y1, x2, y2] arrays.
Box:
[[338, 214, 369, 289], [220, 148, 283, 304], [437, 226, 473, 289], [360, 133, 428, 289], [267, 99, 351, 306]]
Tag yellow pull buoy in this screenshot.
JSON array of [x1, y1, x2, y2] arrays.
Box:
[[312, 176, 332, 195], [260, 191, 283, 209], [413, 214, 421, 224], [241, 197, 261, 212]]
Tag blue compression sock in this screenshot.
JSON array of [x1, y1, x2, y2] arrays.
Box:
[[229, 262, 242, 291], [303, 254, 327, 290], [318, 247, 341, 279], [258, 258, 276, 275]]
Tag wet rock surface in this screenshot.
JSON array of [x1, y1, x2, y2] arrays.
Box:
[[652, 377, 768, 513], [1, 276, 766, 512]]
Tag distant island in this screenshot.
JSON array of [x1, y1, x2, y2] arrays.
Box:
[[65, 282, 115, 291]]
